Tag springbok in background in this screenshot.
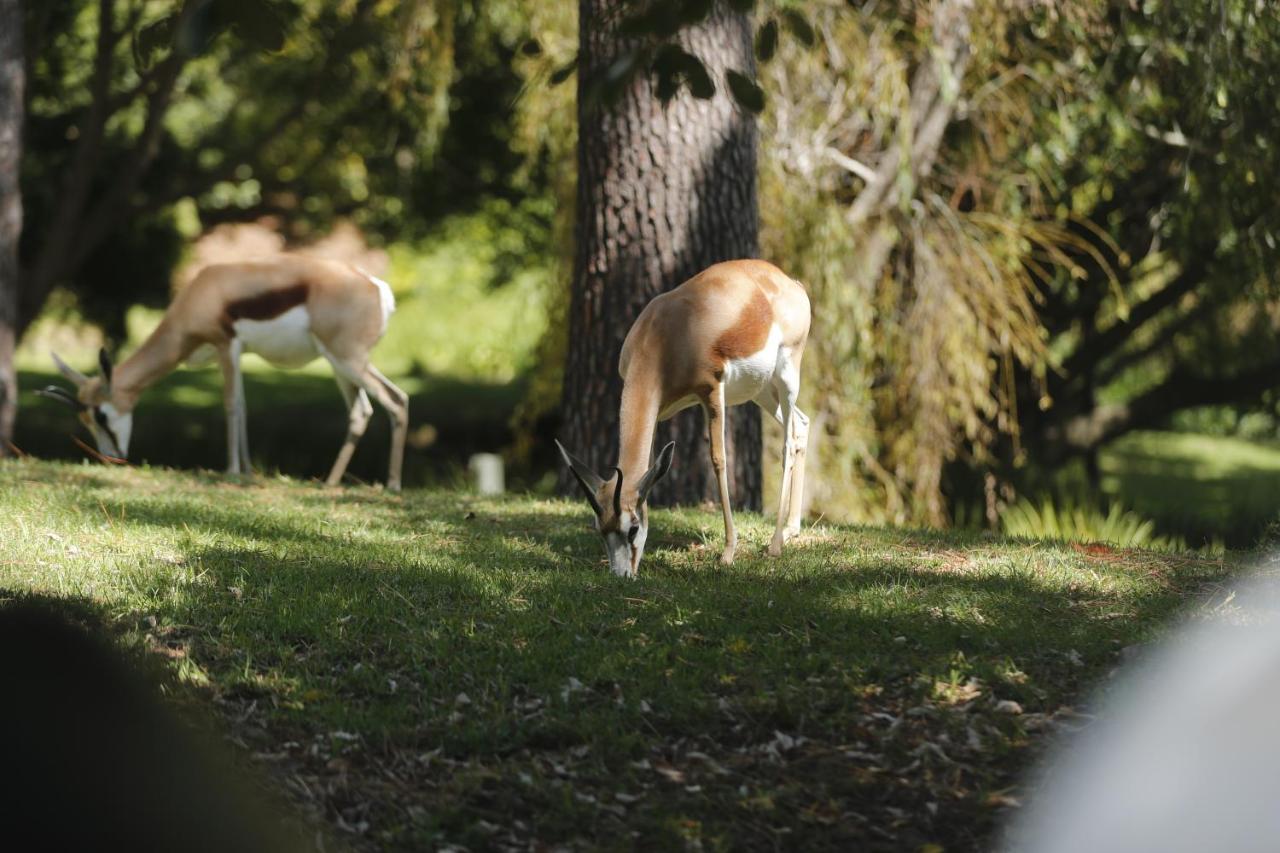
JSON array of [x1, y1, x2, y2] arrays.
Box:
[[556, 259, 811, 577], [38, 255, 410, 491]]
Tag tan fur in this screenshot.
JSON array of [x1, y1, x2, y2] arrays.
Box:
[[605, 259, 812, 564]]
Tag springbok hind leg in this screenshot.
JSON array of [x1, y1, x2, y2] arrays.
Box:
[[325, 376, 373, 487], [704, 384, 736, 565], [784, 407, 810, 540], [358, 365, 409, 493]]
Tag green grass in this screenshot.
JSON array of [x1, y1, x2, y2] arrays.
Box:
[[1099, 431, 1280, 548], [0, 460, 1235, 851]]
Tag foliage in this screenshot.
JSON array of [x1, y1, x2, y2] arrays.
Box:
[[0, 460, 1231, 848], [999, 495, 1179, 553], [756, 0, 1106, 526], [1011, 0, 1280, 468], [377, 199, 555, 383], [18, 0, 546, 336]]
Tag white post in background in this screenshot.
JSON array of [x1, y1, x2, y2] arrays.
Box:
[[469, 453, 505, 495]]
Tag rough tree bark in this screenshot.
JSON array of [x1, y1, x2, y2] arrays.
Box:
[[0, 0, 23, 455], [560, 0, 762, 510]]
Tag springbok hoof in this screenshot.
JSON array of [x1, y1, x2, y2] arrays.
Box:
[[719, 548, 736, 566], [768, 537, 784, 557]]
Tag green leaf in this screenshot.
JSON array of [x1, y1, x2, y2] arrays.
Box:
[[726, 69, 765, 113], [132, 15, 175, 69], [549, 56, 578, 86], [685, 57, 715, 99], [676, 0, 715, 26], [650, 44, 714, 101], [755, 18, 778, 63], [782, 9, 815, 47], [213, 0, 287, 52]]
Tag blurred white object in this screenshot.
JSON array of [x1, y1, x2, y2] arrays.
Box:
[[469, 453, 505, 495], [1005, 567, 1280, 853]]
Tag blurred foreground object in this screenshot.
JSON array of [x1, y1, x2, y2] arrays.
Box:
[[0, 600, 307, 852], [1005, 567, 1280, 853]]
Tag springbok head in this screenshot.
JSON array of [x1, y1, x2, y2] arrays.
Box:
[[555, 439, 675, 578], [37, 349, 132, 461]]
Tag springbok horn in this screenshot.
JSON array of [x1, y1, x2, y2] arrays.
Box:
[[35, 386, 86, 411], [98, 348, 114, 386], [555, 439, 605, 518], [613, 467, 623, 518], [51, 352, 89, 385]]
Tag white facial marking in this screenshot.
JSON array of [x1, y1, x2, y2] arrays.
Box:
[[599, 512, 648, 578], [94, 403, 132, 458]]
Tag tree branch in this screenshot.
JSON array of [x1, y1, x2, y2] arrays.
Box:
[[1046, 356, 1280, 460]]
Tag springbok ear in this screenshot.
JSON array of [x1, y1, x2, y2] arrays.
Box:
[[637, 441, 676, 504], [35, 386, 86, 411], [98, 348, 114, 386], [51, 352, 89, 386], [555, 439, 605, 517]]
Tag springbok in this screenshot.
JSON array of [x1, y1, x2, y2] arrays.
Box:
[[38, 255, 410, 491], [556, 259, 811, 577]]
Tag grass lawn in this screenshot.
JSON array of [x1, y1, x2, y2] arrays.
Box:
[[1100, 431, 1280, 548], [0, 460, 1238, 851]]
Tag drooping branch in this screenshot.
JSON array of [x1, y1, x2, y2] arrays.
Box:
[[1058, 252, 1209, 380]]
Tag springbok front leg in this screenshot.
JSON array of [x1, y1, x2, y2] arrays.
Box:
[[326, 376, 374, 487], [704, 383, 737, 565], [235, 355, 251, 474], [217, 340, 245, 475]]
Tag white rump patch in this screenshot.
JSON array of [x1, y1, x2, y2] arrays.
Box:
[[233, 306, 320, 368], [723, 325, 783, 406], [356, 266, 396, 333]]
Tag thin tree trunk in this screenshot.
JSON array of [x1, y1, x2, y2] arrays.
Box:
[[560, 0, 762, 510], [0, 0, 23, 455]]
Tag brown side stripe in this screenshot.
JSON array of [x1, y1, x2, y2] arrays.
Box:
[[712, 287, 773, 362], [221, 283, 310, 336]]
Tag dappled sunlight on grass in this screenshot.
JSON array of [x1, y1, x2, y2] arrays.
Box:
[[0, 460, 1239, 850]]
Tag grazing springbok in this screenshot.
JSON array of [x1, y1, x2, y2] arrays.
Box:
[[38, 255, 409, 491], [556, 259, 811, 577]]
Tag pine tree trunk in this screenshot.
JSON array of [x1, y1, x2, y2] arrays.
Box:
[[560, 0, 762, 510], [0, 0, 23, 456]]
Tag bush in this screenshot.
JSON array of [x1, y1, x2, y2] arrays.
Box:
[[999, 495, 1185, 552]]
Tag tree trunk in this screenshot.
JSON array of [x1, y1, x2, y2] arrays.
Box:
[[0, 0, 23, 456], [560, 0, 762, 510]]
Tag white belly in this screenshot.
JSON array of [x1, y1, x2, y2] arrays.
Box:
[[723, 325, 782, 406], [232, 306, 320, 368]]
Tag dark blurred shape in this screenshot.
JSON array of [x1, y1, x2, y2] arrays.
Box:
[[0, 599, 307, 853]]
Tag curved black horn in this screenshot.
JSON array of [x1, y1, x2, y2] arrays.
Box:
[[35, 386, 86, 411], [98, 348, 114, 385], [613, 468, 623, 517], [555, 439, 605, 517]]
